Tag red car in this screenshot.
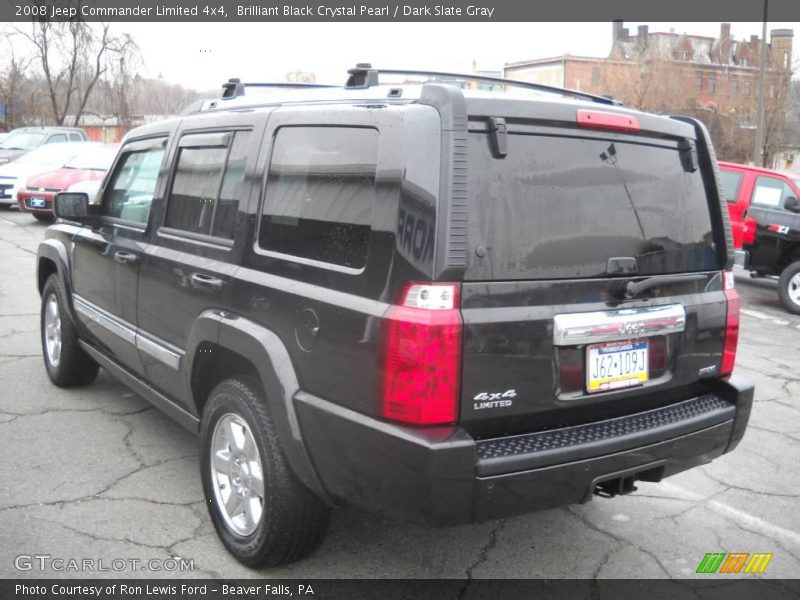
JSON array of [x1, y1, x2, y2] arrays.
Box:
[[17, 143, 118, 221]]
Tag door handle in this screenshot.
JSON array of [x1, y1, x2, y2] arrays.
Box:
[[114, 251, 139, 265], [190, 273, 224, 291]]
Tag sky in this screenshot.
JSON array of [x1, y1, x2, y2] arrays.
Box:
[[109, 21, 799, 91], [3, 21, 797, 92]]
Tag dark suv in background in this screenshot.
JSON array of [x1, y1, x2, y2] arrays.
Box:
[[37, 66, 753, 567]]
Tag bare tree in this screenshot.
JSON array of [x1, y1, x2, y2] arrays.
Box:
[[137, 77, 209, 116], [16, 21, 118, 126], [0, 31, 32, 129], [600, 57, 694, 114], [103, 33, 141, 128], [761, 58, 798, 167]]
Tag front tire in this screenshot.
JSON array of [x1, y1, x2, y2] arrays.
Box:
[[778, 261, 800, 315], [40, 275, 99, 386], [200, 377, 331, 567]]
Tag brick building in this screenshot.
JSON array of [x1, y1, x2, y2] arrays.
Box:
[[505, 22, 794, 128]]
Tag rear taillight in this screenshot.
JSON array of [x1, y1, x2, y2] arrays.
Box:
[[379, 283, 462, 426], [743, 216, 757, 246], [721, 271, 739, 378]]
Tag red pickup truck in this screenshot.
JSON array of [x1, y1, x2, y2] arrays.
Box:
[[719, 161, 800, 314]]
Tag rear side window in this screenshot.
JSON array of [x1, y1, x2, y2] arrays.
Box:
[[46, 134, 67, 144], [258, 126, 378, 269], [719, 169, 743, 203], [69, 133, 83, 142], [466, 132, 722, 280], [165, 131, 251, 239]]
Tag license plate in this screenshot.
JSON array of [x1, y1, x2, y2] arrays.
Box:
[[586, 340, 648, 393], [29, 197, 46, 208]]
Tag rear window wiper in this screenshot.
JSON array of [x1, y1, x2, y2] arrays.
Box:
[[624, 273, 708, 299]]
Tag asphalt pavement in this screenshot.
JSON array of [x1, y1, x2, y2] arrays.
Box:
[[0, 208, 798, 580]]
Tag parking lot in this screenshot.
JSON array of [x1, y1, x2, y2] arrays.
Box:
[[0, 208, 798, 580]]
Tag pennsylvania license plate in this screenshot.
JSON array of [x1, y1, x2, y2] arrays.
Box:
[[29, 197, 46, 208], [586, 340, 649, 393]]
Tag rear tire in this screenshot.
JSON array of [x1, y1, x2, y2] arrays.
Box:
[[200, 376, 331, 567], [778, 261, 800, 315], [32, 211, 54, 222], [40, 275, 99, 386]]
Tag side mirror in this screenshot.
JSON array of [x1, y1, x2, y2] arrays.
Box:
[[784, 196, 800, 213], [54, 192, 96, 224]]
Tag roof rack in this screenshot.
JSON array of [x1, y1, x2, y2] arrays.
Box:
[[221, 78, 336, 99], [344, 63, 619, 106]]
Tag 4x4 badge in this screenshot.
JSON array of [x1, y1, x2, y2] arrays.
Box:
[[473, 389, 517, 410]]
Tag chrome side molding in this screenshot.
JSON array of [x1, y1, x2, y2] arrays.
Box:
[[73, 295, 136, 345], [553, 304, 686, 346], [73, 294, 183, 370]]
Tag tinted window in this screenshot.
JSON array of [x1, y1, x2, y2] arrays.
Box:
[[751, 176, 795, 211], [466, 133, 722, 280], [104, 144, 165, 224], [166, 146, 227, 234], [165, 132, 250, 238], [719, 169, 743, 203], [215, 133, 250, 238], [259, 127, 377, 269]]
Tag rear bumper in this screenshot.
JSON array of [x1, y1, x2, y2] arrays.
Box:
[[294, 375, 753, 526]]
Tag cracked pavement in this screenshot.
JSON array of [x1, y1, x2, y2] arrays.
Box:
[[0, 209, 798, 580]]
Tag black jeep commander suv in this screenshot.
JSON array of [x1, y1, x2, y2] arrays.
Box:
[[37, 65, 753, 567]]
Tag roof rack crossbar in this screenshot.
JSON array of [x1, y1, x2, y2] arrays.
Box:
[[344, 65, 618, 106], [221, 78, 337, 99]]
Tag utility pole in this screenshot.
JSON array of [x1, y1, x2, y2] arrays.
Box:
[[753, 0, 768, 166]]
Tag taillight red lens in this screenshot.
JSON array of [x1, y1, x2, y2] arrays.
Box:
[[743, 216, 757, 246], [721, 271, 739, 378], [379, 283, 462, 426]]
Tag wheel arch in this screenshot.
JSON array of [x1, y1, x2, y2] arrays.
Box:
[[185, 314, 331, 504], [37, 240, 81, 328]]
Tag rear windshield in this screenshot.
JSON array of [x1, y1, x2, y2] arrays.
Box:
[[466, 132, 722, 280]]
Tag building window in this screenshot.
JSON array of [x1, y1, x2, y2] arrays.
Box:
[[744, 80, 751, 96], [785, 52, 790, 69], [591, 68, 600, 87], [769, 83, 776, 98], [707, 74, 716, 93], [731, 77, 738, 95], [695, 72, 703, 93]]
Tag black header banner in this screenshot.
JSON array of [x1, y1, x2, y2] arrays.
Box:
[[1, 0, 799, 22]]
